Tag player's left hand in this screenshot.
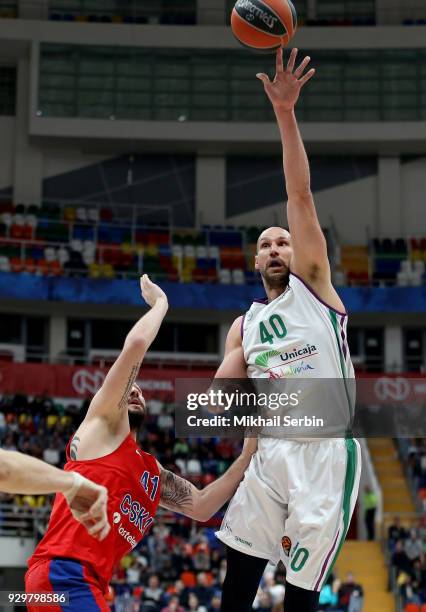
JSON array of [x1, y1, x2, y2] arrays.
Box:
[[256, 47, 315, 111], [63, 473, 111, 541], [140, 274, 168, 308]]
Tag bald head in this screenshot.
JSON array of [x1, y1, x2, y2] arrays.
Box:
[[257, 227, 291, 253], [255, 226, 292, 290]]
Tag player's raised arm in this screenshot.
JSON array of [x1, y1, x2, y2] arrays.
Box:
[[212, 315, 247, 380], [257, 48, 343, 311], [85, 275, 168, 426], [157, 437, 256, 521], [0, 449, 110, 540]]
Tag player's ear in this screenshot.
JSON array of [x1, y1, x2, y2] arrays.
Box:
[[254, 254, 259, 270]]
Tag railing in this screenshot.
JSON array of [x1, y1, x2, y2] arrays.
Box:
[[0, 502, 50, 539]]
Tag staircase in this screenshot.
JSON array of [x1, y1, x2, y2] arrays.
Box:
[[333, 439, 414, 611], [335, 541, 395, 612], [368, 438, 415, 514]]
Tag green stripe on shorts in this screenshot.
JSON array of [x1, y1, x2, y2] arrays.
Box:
[[324, 438, 357, 583]]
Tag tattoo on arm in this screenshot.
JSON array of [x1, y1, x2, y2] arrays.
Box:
[[70, 436, 80, 461], [118, 363, 140, 410], [159, 469, 194, 514]]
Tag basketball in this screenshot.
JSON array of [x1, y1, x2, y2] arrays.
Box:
[[231, 0, 297, 51]]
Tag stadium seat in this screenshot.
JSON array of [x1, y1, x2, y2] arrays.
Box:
[[0, 256, 10, 272], [219, 269, 231, 284], [232, 269, 245, 285]]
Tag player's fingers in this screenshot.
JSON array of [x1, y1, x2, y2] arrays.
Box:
[[286, 47, 297, 73], [86, 512, 109, 537], [294, 56, 311, 79], [298, 68, 316, 86], [86, 490, 108, 519], [98, 521, 111, 541], [276, 46, 284, 73], [256, 73, 270, 85]]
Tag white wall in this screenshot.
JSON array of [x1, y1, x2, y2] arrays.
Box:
[[0, 537, 35, 567], [401, 157, 426, 238], [43, 150, 108, 179], [228, 173, 378, 245]]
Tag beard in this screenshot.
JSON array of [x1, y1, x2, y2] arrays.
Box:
[[261, 267, 290, 289], [128, 407, 145, 434]]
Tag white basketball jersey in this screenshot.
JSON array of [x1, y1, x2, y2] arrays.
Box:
[[241, 273, 355, 437]]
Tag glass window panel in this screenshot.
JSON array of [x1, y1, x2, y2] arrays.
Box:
[[40, 74, 76, 89], [344, 108, 381, 121], [382, 108, 419, 120], [344, 94, 380, 107], [154, 78, 191, 93], [0, 314, 22, 344], [78, 104, 114, 118], [38, 44, 426, 122], [116, 92, 151, 106], [116, 106, 152, 119], [78, 75, 114, 89], [153, 93, 191, 106], [191, 108, 228, 121], [78, 91, 114, 104], [344, 81, 380, 94], [40, 103, 75, 116], [382, 93, 417, 107]]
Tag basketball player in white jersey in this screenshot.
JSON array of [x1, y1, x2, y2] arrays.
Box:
[[214, 48, 361, 612]]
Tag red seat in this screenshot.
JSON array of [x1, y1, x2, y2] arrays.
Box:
[[405, 604, 420, 612], [24, 258, 36, 273], [23, 225, 34, 240], [10, 257, 23, 272], [10, 224, 24, 239]]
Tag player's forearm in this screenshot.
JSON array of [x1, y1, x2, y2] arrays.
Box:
[[0, 450, 74, 495], [195, 450, 253, 521], [275, 107, 311, 198], [125, 297, 168, 352]]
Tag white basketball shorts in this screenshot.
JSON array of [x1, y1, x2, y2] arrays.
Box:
[[216, 437, 361, 591]]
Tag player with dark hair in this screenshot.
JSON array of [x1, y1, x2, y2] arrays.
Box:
[[215, 49, 361, 612], [25, 275, 257, 612]]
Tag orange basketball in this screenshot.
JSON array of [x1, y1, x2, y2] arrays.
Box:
[[231, 0, 297, 52]]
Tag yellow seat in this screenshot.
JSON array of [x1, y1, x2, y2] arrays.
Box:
[[101, 263, 115, 279], [89, 263, 100, 278]]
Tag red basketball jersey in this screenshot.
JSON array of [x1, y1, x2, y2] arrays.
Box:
[[28, 434, 160, 593]]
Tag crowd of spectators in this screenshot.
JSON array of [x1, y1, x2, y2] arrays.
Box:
[[388, 515, 426, 610], [404, 440, 426, 512], [0, 392, 366, 611]]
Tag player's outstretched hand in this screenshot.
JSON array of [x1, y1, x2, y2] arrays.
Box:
[[256, 47, 315, 112], [140, 274, 168, 308], [63, 473, 110, 541]]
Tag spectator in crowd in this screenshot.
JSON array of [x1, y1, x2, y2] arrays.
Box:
[[405, 529, 424, 564], [188, 592, 207, 612], [363, 485, 377, 540], [161, 595, 185, 612], [338, 573, 364, 612], [142, 574, 165, 610], [318, 574, 340, 610], [399, 573, 422, 607], [392, 540, 413, 577], [253, 589, 273, 612], [411, 558, 426, 602], [388, 516, 408, 550], [207, 594, 221, 611], [262, 572, 285, 610], [193, 572, 214, 607]]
